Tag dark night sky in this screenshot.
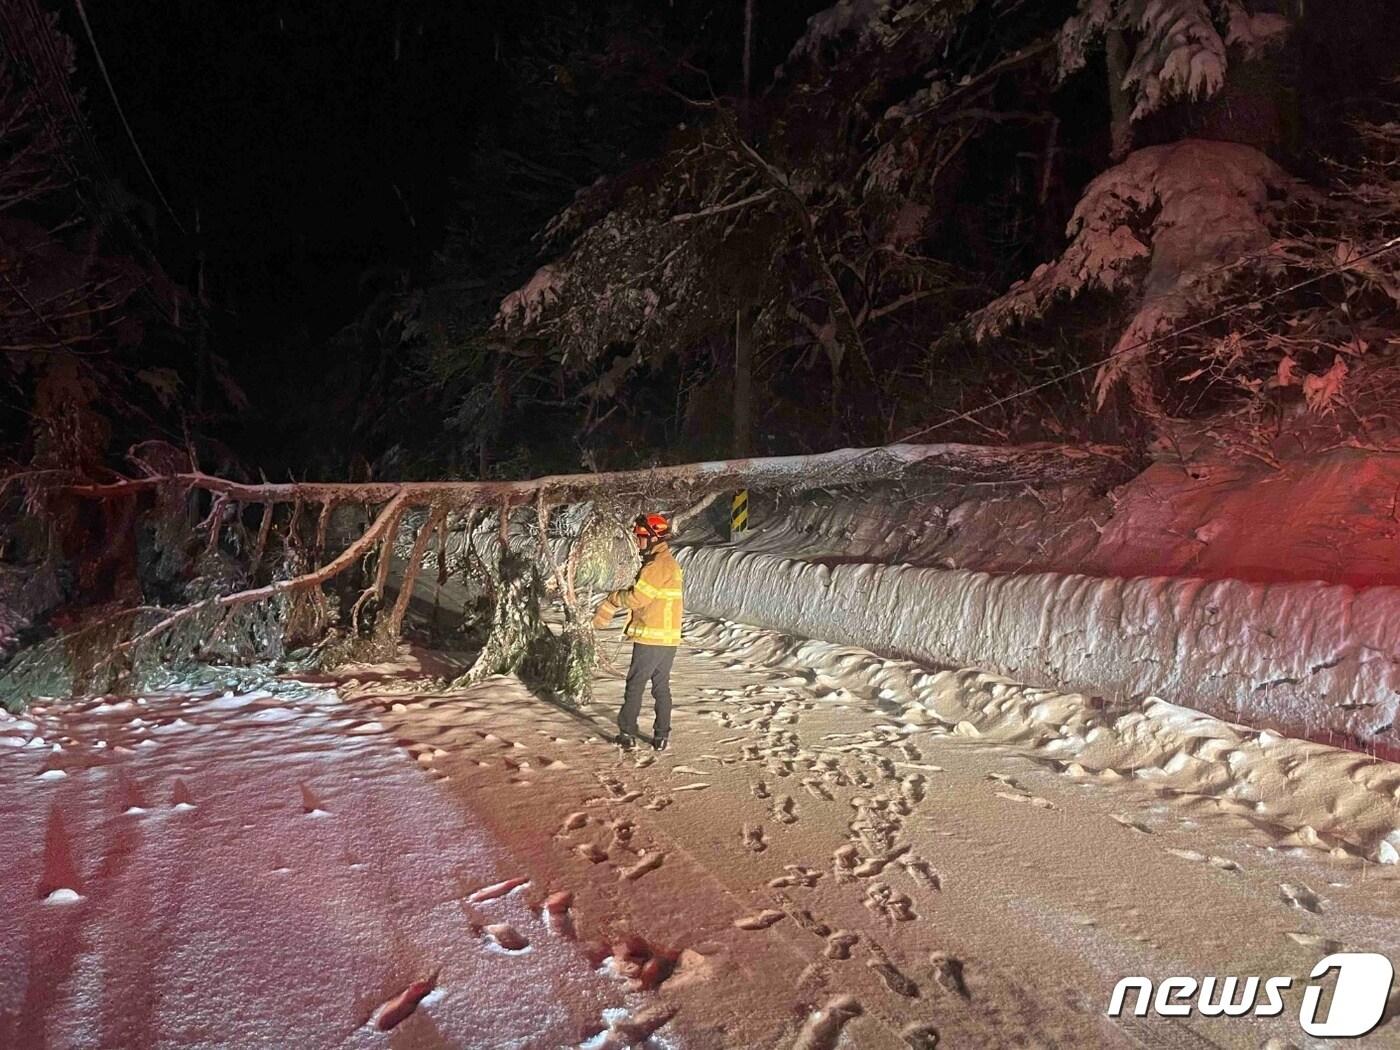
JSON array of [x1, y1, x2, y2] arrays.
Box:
[[62, 1, 822, 346], [69, 1, 510, 335]]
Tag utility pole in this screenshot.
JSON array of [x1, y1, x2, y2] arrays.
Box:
[[732, 0, 757, 541], [733, 307, 752, 458], [194, 205, 209, 417], [742, 0, 754, 115], [735, 0, 756, 461]]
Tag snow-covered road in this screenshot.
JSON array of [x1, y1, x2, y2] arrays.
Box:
[[5, 625, 1400, 1048], [0, 677, 631, 1048]]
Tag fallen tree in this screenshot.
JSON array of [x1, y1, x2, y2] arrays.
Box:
[[62, 440, 1129, 505], [0, 440, 1130, 708]]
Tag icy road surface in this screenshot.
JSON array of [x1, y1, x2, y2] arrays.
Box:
[[0, 678, 631, 1049], [6, 624, 1400, 1048]]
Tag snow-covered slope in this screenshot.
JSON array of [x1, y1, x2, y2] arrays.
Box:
[[679, 545, 1400, 747]]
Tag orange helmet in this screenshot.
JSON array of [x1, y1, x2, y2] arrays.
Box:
[[633, 513, 671, 540]]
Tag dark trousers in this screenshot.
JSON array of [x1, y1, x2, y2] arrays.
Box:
[[620, 643, 676, 739]]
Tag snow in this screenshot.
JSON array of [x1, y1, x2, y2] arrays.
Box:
[[685, 617, 1400, 864], [968, 140, 1291, 408], [677, 538, 1400, 747], [0, 682, 635, 1049], [6, 627, 1400, 1046]]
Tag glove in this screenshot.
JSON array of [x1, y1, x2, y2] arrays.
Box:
[[592, 606, 613, 629]]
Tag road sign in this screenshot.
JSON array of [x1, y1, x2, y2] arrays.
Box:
[[731, 489, 749, 536]]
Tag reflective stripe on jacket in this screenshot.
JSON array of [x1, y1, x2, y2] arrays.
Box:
[[597, 542, 684, 647]]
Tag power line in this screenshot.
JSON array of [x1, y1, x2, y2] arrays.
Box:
[[898, 233, 1400, 443], [70, 0, 186, 234], [1, 0, 186, 328]]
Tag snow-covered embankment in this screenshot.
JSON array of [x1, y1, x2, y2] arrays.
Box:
[[678, 545, 1400, 747]]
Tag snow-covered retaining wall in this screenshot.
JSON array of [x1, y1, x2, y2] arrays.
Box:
[[678, 546, 1400, 744]]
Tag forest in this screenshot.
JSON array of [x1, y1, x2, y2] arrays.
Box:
[[2, 0, 1397, 699]]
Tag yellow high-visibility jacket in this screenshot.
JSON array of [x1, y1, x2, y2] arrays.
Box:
[[594, 542, 684, 646]]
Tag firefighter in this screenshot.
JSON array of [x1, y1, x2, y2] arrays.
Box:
[[592, 513, 684, 751]]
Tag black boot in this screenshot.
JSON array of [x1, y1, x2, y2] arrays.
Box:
[[615, 732, 636, 750], [652, 735, 669, 752]]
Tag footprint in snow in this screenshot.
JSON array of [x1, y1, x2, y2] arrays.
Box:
[[483, 923, 530, 952], [781, 904, 831, 937], [585, 1003, 677, 1048], [371, 973, 438, 1032], [901, 1023, 940, 1049], [773, 796, 799, 825], [863, 883, 917, 922], [900, 775, 926, 804], [929, 952, 970, 999], [544, 891, 577, 940], [589, 790, 642, 805], [866, 942, 919, 999], [853, 845, 911, 879], [1280, 882, 1324, 914], [768, 866, 822, 888], [468, 876, 530, 903], [790, 995, 863, 1050], [610, 819, 636, 851], [743, 825, 768, 853], [300, 782, 329, 816], [575, 843, 610, 864], [112, 770, 147, 813], [872, 756, 899, 782], [619, 852, 663, 881], [1111, 814, 1152, 834], [1286, 931, 1343, 954], [825, 931, 859, 960], [39, 804, 82, 902], [995, 790, 1054, 810], [1164, 847, 1241, 872], [898, 855, 942, 892], [734, 909, 786, 931]]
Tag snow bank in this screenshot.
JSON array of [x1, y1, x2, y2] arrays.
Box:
[[678, 546, 1400, 745]]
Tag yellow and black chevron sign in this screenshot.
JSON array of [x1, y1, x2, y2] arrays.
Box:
[[731, 489, 749, 535]]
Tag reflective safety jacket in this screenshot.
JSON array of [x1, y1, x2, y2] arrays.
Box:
[[596, 542, 684, 647]]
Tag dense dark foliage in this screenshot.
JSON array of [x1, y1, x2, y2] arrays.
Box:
[[2, 0, 1399, 480]]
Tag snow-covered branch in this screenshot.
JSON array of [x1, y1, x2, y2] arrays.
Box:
[[65, 441, 1130, 510]]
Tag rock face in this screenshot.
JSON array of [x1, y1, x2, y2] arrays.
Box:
[[679, 544, 1400, 747]]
